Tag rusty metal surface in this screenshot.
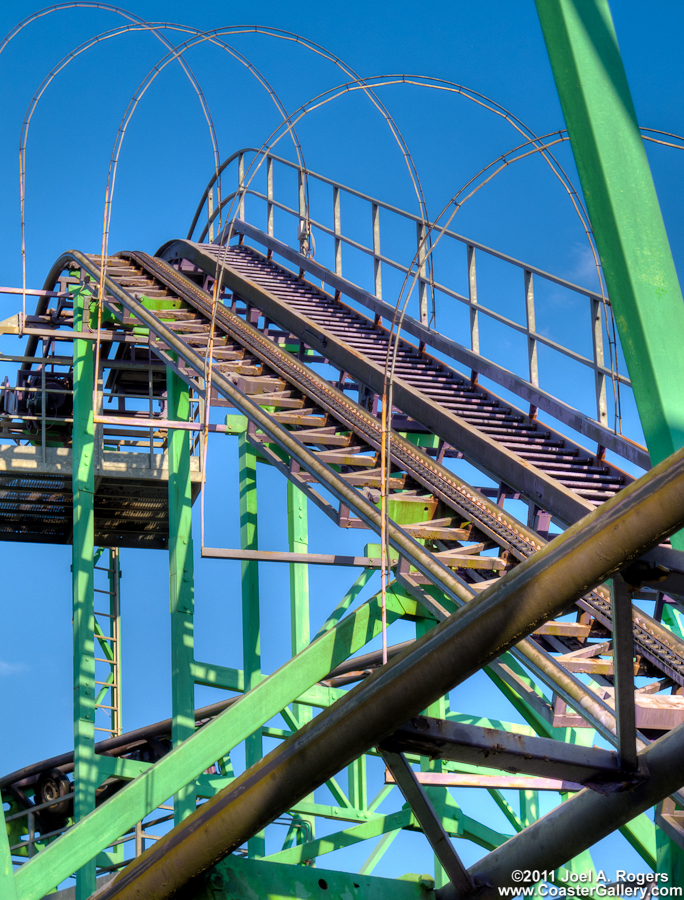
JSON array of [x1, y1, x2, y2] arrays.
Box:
[[88, 442, 684, 900], [379, 715, 634, 789], [48, 247, 684, 693], [441, 720, 684, 899], [159, 238, 630, 526]]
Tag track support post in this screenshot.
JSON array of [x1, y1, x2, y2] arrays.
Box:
[[612, 575, 637, 769], [287, 482, 316, 843], [240, 432, 265, 857], [168, 369, 196, 825], [72, 286, 97, 900], [0, 806, 18, 899]]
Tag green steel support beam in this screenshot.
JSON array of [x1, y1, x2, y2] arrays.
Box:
[[198, 854, 436, 900], [535, 0, 684, 477], [620, 816, 657, 871], [348, 754, 368, 814], [487, 790, 523, 834], [72, 287, 97, 900], [167, 369, 196, 826], [263, 810, 414, 865], [14, 588, 412, 900], [0, 808, 18, 899], [417, 616, 449, 890], [287, 483, 317, 851], [313, 568, 375, 640], [359, 829, 401, 875], [288, 481, 310, 727], [239, 432, 264, 858], [657, 827, 684, 884], [519, 790, 539, 829]]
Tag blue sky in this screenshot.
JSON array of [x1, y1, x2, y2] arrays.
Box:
[[1, 0, 683, 885]]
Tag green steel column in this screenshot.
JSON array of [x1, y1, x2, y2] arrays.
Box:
[[417, 617, 448, 890], [167, 370, 196, 825], [72, 288, 97, 900], [239, 433, 264, 858], [657, 828, 684, 884], [534, 0, 684, 476], [1, 808, 18, 899], [519, 790, 539, 829], [287, 483, 316, 844], [287, 482, 310, 725]]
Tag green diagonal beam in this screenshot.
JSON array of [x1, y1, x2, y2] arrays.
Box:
[[535, 0, 684, 476], [14, 587, 417, 900], [263, 810, 414, 865]]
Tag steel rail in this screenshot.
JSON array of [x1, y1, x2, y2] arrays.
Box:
[[48, 250, 478, 614], [125, 251, 542, 559], [173, 239, 636, 502], [227, 219, 633, 392], [88, 442, 684, 900], [443, 722, 684, 898], [95, 250, 684, 687], [210, 193, 634, 396], [188, 148, 609, 302], [157, 243, 607, 526], [164, 232, 645, 471]]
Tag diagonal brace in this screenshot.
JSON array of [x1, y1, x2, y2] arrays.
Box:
[[381, 750, 473, 894]]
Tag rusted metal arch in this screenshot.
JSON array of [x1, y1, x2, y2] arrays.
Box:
[[90, 442, 684, 900], [42, 249, 684, 703], [158, 236, 629, 526]]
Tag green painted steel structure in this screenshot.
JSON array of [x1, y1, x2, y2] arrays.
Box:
[[535, 0, 684, 469], [3, 2, 684, 897], [168, 370, 196, 825], [72, 289, 97, 900]]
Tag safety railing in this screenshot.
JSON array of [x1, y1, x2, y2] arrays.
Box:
[[5, 796, 174, 866], [189, 149, 646, 469], [0, 352, 201, 464]]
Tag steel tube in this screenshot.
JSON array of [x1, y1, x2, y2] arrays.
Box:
[[50, 251, 476, 616], [380, 715, 627, 786], [92, 443, 684, 900], [0, 699, 237, 791], [445, 720, 684, 899], [612, 575, 638, 768]]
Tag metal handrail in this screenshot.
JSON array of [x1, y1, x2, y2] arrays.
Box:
[[189, 148, 635, 464], [221, 222, 648, 469], [190, 147, 609, 300], [220, 190, 631, 390]]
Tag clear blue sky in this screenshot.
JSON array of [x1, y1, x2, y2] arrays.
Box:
[[1, 0, 683, 884]]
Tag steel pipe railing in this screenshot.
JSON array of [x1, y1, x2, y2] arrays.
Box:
[[189, 148, 632, 454]]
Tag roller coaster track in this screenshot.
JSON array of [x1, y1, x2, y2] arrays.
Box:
[[160, 237, 632, 527], [6, 232, 684, 898], [58, 245, 684, 690]]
